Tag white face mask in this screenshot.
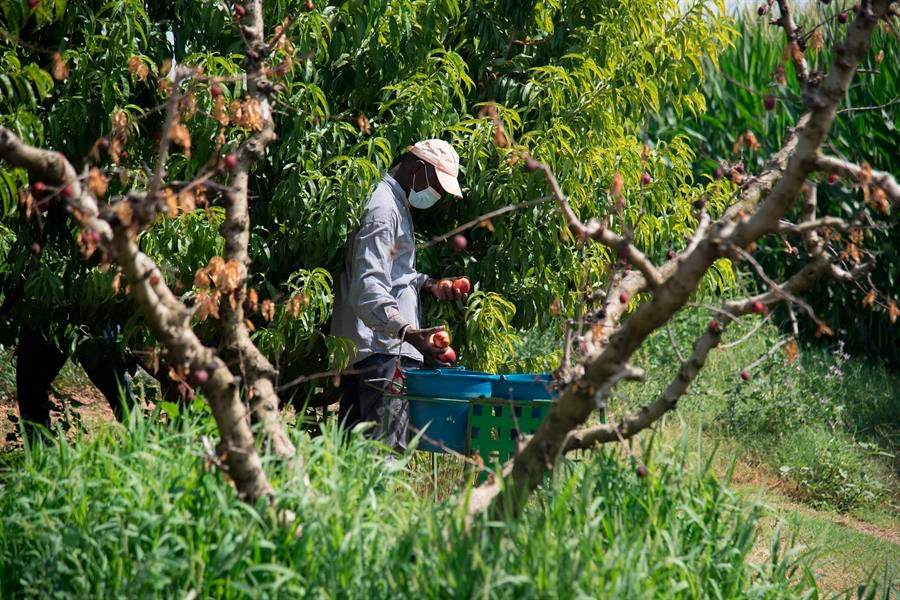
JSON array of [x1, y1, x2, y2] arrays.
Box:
[[407, 164, 441, 209]]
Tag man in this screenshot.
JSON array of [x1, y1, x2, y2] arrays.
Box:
[[332, 139, 469, 452]]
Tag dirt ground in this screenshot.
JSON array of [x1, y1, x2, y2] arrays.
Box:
[[1, 383, 117, 451]]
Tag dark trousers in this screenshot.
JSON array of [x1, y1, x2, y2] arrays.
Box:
[[338, 353, 420, 452], [16, 326, 134, 436]]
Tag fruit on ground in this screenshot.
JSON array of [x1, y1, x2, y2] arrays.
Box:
[[751, 300, 765, 314], [636, 465, 648, 478], [30, 242, 41, 256], [210, 83, 222, 98], [233, 4, 246, 18], [428, 330, 450, 349], [709, 319, 720, 331], [764, 95, 776, 110], [451, 234, 467, 251], [641, 172, 651, 186], [619, 291, 629, 304], [838, 11, 848, 23], [32, 181, 46, 194], [452, 277, 471, 295], [223, 153, 238, 171], [827, 173, 839, 185], [740, 370, 750, 381], [438, 347, 457, 364]]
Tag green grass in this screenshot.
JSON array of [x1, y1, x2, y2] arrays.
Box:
[[0, 406, 830, 598], [612, 308, 899, 515]]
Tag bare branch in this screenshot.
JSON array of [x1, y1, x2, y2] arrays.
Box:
[[531, 161, 664, 288], [0, 126, 274, 503], [418, 195, 554, 250], [217, 0, 295, 458], [816, 154, 900, 206], [774, 0, 810, 86], [468, 1, 895, 519]]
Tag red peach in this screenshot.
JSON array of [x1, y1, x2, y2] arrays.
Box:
[[452, 277, 471, 295], [429, 330, 450, 349], [438, 347, 456, 364]]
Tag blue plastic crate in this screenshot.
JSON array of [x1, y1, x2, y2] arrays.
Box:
[[406, 396, 469, 453], [402, 367, 497, 399], [491, 373, 557, 400]]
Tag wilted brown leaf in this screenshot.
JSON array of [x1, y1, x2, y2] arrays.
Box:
[[260, 299, 276, 322], [19, 189, 33, 219], [871, 187, 889, 214], [162, 187, 178, 218], [889, 301, 899, 324], [179, 91, 197, 120], [50, 52, 69, 80], [112, 110, 129, 141], [875, 50, 884, 65], [784, 337, 799, 364], [862, 289, 877, 307], [168, 122, 192, 157], [356, 113, 371, 136], [178, 189, 196, 213], [112, 272, 124, 295], [810, 30, 824, 52], [127, 56, 149, 81], [814, 322, 834, 337], [773, 65, 787, 86], [87, 168, 109, 198], [610, 171, 624, 198], [246, 288, 259, 312], [860, 161, 873, 185], [549, 296, 561, 316], [115, 202, 134, 227]]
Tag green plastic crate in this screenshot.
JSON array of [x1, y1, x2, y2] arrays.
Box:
[[467, 397, 553, 474]]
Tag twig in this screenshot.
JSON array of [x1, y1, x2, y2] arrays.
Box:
[[417, 195, 554, 249]]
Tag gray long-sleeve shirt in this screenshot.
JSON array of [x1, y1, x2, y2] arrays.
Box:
[[331, 174, 429, 364]]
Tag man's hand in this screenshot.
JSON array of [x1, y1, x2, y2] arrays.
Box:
[[402, 325, 451, 366], [423, 277, 470, 303]]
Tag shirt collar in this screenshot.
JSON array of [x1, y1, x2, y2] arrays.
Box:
[[383, 174, 407, 207]]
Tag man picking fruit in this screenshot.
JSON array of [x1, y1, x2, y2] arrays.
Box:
[[332, 139, 471, 452]]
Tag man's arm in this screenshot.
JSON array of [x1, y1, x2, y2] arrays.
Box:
[[348, 214, 410, 339]]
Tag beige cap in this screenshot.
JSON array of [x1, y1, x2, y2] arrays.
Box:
[[409, 139, 463, 198]]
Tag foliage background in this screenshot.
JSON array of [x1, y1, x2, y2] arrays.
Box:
[[1, 0, 736, 396], [655, 4, 899, 365]]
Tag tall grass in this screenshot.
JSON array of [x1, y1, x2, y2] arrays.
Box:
[[0, 404, 821, 598], [615, 307, 897, 513]]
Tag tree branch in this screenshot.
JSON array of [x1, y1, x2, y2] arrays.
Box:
[[0, 126, 274, 503], [217, 0, 295, 458], [816, 154, 900, 206]]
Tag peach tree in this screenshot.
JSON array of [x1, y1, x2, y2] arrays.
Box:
[[2, 0, 896, 511]]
